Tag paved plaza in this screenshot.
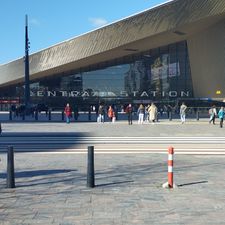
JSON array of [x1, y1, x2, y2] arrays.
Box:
[[0, 118, 225, 224]]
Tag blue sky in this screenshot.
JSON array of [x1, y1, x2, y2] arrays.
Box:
[[0, 0, 169, 65]]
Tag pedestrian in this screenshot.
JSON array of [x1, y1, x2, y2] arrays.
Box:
[[218, 106, 225, 128], [209, 105, 217, 124], [166, 104, 173, 119], [107, 105, 114, 122], [148, 103, 157, 123], [112, 111, 116, 123], [180, 102, 187, 124], [145, 105, 150, 122], [125, 104, 133, 125], [64, 103, 72, 124], [137, 104, 145, 124], [97, 104, 105, 123]]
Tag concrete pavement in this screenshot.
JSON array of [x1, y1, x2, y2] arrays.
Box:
[[1, 153, 225, 225], [0, 119, 225, 224]]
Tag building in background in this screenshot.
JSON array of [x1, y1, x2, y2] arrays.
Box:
[[1, 0, 225, 110]]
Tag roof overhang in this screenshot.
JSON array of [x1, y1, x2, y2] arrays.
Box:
[[1, 0, 225, 87]]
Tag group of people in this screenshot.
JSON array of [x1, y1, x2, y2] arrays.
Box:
[[64, 102, 225, 128], [209, 105, 225, 128], [127, 102, 187, 125], [136, 103, 158, 125], [97, 104, 116, 123]]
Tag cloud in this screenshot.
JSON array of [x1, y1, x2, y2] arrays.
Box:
[[29, 18, 41, 26], [88, 17, 108, 28]]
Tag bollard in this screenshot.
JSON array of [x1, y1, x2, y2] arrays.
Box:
[[87, 146, 95, 188], [7, 146, 15, 188], [0, 122, 2, 134], [196, 110, 199, 121], [168, 146, 174, 188], [48, 110, 51, 121], [169, 111, 172, 121], [9, 111, 12, 120], [62, 111, 64, 121], [22, 113, 25, 121], [35, 110, 38, 121], [88, 110, 91, 121]]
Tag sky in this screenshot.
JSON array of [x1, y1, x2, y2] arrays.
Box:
[[0, 0, 169, 65]]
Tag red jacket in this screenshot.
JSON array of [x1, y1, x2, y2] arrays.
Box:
[[64, 106, 72, 117], [108, 108, 114, 118]]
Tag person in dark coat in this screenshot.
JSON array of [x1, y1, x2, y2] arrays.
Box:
[[125, 104, 133, 125]]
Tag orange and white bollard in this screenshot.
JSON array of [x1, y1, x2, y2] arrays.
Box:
[[168, 146, 174, 188], [162, 146, 176, 189]]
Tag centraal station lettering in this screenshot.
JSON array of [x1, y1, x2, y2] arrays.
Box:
[[30, 90, 191, 98]]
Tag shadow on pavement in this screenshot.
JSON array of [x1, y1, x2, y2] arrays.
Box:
[[0, 131, 91, 153], [0, 169, 77, 179], [95, 180, 134, 187], [178, 180, 208, 187], [15, 169, 78, 178]]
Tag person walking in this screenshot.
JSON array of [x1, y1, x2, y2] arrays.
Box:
[[148, 103, 157, 123], [218, 106, 225, 128], [64, 103, 72, 124], [107, 105, 114, 122], [180, 102, 187, 124], [137, 104, 145, 124], [209, 105, 217, 124], [145, 105, 150, 122], [97, 104, 105, 123], [125, 104, 133, 125]]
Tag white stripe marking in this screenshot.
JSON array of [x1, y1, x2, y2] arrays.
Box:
[[16, 151, 225, 155], [168, 166, 173, 172]]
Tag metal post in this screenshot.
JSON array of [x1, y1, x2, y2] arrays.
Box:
[[35, 110, 38, 121], [196, 109, 199, 121], [7, 146, 15, 188], [9, 111, 12, 120], [48, 109, 51, 121], [87, 146, 95, 188], [24, 15, 30, 110], [62, 111, 64, 121], [88, 109, 91, 121], [22, 112, 25, 121], [168, 146, 174, 188], [169, 111, 172, 121]]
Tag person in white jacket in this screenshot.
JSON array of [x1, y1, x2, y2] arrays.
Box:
[[209, 105, 217, 125], [180, 102, 187, 124]]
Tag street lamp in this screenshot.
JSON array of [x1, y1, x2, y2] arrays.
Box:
[[24, 14, 30, 110]]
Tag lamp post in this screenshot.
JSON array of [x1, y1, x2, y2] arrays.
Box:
[[24, 14, 30, 110]]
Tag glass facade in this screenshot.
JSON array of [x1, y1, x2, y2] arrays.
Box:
[[0, 41, 193, 110]]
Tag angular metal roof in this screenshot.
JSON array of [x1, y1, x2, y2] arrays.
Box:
[[1, 0, 225, 87]]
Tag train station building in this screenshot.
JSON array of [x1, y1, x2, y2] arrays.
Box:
[[0, 0, 225, 110]]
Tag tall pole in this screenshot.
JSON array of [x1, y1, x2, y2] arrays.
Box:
[[24, 14, 30, 109]]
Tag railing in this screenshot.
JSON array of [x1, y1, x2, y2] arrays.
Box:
[[0, 107, 212, 122]]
